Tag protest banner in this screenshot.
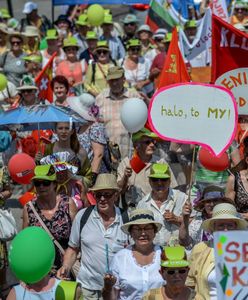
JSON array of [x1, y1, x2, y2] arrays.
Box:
[[214, 231, 248, 299], [212, 0, 229, 22], [148, 83, 237, 157]]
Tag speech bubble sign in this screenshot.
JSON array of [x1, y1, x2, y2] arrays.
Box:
[[148, 83, 237, 157], [215, 68, 248, 115]]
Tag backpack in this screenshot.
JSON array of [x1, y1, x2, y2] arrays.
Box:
[[79, 205, 129, 234]]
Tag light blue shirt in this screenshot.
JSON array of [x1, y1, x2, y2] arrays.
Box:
[[100, 35, 125, 60]]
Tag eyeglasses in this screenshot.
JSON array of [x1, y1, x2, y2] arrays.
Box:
[[131, 226, 155, 234], [11, 41, 22, 45], [165, 269, 188, 275], [96, 50, 108, 55], [125, 22, 136, 26], [33, 180, 52, 187], [139, 139, 157, 145], [95, 191, 115, 199], [130, 47, 141, 52]]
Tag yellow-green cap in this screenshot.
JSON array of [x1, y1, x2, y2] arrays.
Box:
[[32, 165, 56, 181], [22, 54, 42, 63], [106, 66, 124, 80], [55, 281, 80, 300], [75, 14, 88, 26], [0, 8, 11, 19], [86, 31, 98, 40], [126, 39, 141, 49], [132, 127, 158, 143], [161, 246, 189, 268], [45, 29, 58, 40], [184, 20, 197, 29], [149, 163, 171, 179], [103, 14, 113, 25], [63, 36, 79, 49], [163, 32, 172, 43]]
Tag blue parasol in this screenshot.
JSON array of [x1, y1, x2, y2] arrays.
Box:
[[0, 105, 88, 131]]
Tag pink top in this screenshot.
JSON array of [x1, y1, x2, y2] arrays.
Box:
[[56, 60, 87, 85]]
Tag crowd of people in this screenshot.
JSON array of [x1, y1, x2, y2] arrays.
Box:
[[0, 1, 248, 299]]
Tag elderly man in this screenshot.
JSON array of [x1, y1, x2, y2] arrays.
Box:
[[137, 163, 187, 247], [96, 66, 141, 159], [117, 128, 178, 210], [57, 174, 128, 300], [121, 14, 138, 48]]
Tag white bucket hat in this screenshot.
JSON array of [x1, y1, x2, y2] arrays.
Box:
[[22, 25, 40, 37], [121, 209, 162, 234], [67, 93, 99, 122], [202, 203, 247, 232]]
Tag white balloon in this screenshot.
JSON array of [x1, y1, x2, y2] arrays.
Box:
[[120, 98, 148, 133]]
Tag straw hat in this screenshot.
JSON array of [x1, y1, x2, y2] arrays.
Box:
[[90, 174, 119, 192], [161, 246, 189, 268], [121, 209, 162, 234], [67, 93, 99, 122], [202, 203, 247, 232], [17, 75, 38, 91], [22, 25, 39, 37]]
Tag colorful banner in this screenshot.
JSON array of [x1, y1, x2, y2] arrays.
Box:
[[53, 0, 149, 4], [212, 0, 229, 22], [148, 83, 237, 156], [212, 15, 248, 115], [214, 231, 248, 299], [179, 8, 212, 61]]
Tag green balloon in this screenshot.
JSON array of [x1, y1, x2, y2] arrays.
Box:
[[9, 227, 55, 284], [87, 4, 104, 26], [0, 74, 7, 92]]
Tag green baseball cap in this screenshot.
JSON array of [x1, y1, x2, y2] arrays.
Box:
[[45, 29, 58, 40], [75, 14, 88, 26], [32, 165, 56, 181], [126, 39, 141, 49], [149, 163, 171, 179], [86, 31, 98, 40], [63, 36, 79, 49], [132, 128, 158, 143], [184, 20, 197, 29], [161, 246, 189, 268]]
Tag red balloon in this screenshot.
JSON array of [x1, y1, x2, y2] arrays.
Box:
[[198, 148, 229, 172], [8, 153, 36, 184]]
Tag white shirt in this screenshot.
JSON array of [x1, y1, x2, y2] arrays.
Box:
[[69, 206, 128, 290], [137, 189, 187, 246], [111, 245, 164, 300], [208, 268, 217, 300]]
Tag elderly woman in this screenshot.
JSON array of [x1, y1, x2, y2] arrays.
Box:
[[56, 37, 87, 87], [120, 39, 152, 95], [0, 163, 12, 299], [22, 165, 78, 271], [51, 75, 70, 107], [117, 127, 177, 209], [0, 32, 27, 87], [143, 246, 195, 300], [186, 202, 247, 299], [102, 209, 164, 300], [179, 186, 233, 251], [84, 41, 116, 97]]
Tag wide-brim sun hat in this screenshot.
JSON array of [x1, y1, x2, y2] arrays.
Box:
[[121, 209, 162, 234], [67, 93, 99, 122], [16, 75, 38, 91], [95, 40, 109, 52], [202, 203, 248, 232], [148, 163, 171, 179], [89, 173, 120, 192], [32, 165, 56, 181], [63, 36, 79, 50], [22, 25, 40, 37]]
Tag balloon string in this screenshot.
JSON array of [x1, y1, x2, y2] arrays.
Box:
[[188, 145, 196, 202]]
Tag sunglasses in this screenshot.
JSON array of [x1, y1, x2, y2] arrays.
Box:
[[33, 180, 52, 187], [95, 191, 115, 199], [155, 38, 163, 42], [130, 47, 141, 52], [96, 50, 108, 55], [165, 269, 188, 275], [139, 139, 157, 145], [125, 22, 136, 26], [21, 89, 34, 94], [65, 47, 78, 51], [11, 41, 22, 45], [150, 177, 169, 182]]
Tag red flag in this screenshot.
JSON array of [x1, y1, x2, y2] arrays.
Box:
[[158, 28, 190, 89], [212, 15, 248, 82], [35, 52, 57, 103]]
